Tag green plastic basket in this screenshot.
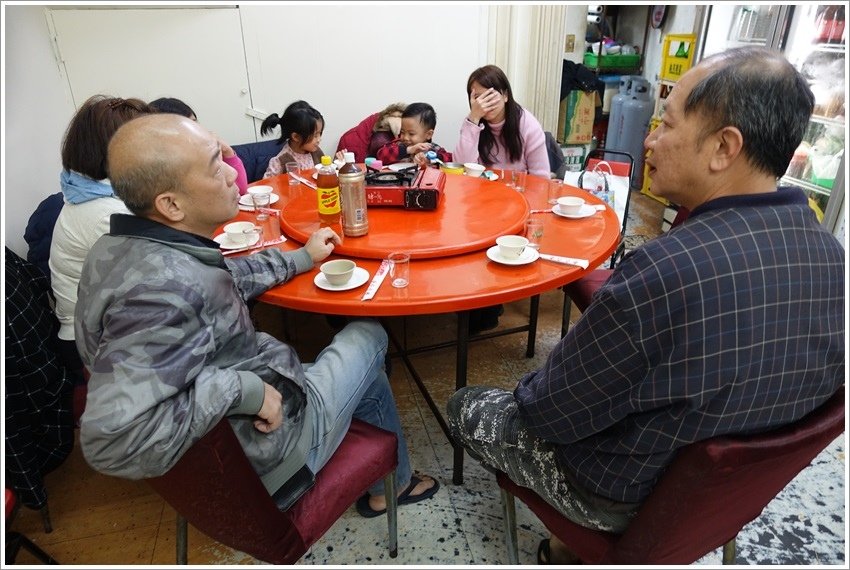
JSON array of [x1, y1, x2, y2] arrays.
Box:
[[584, 53, 641, 70]]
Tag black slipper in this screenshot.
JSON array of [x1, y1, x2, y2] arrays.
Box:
[[537, 537, 582, 565], [355, 474, 440, 518], [538, 538, 551, 565]]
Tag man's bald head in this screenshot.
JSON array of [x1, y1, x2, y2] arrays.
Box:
[[108, 114, 210, 215]]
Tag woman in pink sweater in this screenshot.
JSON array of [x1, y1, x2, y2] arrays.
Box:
[[454, 65, 549, 179]]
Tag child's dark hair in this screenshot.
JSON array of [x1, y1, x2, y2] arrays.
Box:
[[260, 100, 324, 145], [402, 102, 437, 131], [149, 97, 196, 119]]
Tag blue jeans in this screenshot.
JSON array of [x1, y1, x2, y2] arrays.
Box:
[[302, 319, 411, 496]]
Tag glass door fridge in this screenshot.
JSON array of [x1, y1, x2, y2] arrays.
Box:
[[701, 4, 846, 245]]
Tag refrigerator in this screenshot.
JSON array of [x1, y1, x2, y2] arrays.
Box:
[[700, 4, 846, 246]]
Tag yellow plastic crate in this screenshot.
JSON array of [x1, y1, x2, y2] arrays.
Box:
[[661, 34, 696, 82]]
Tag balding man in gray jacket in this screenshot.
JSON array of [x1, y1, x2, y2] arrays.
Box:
[[75, 114, 437, 515]]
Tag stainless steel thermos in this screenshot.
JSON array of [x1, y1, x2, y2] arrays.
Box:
[[338, 152, 369, 237]]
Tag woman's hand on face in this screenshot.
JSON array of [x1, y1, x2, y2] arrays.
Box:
[[469, 88, 501, 124], [305, 226, 342, 263]]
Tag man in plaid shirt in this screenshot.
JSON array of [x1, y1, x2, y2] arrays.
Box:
[[447, 47, 845, 564]]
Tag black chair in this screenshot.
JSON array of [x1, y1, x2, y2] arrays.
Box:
[[5, 488, 59, 565], [559, 149, 634, 336], [232, 139, 284, 183], [544, 131, 565, 177]]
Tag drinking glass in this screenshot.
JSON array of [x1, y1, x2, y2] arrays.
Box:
[[547, 179, 564, 205], [286, 162, 300, 186], [512, 170, 526, 193], [525, 218, 544, 249], [388, 252, 410, 288], [251, 191, 271, 220]]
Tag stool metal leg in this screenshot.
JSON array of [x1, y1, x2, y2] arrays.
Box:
[[722, 538, 736, 564], [6, 531, 59, 564], [39, 504, 53, 533], [561, 291, 573, 338], [384, 472, 398, 558], [525, 295, 539, 358], [499, 487, 519, 564], [176, 513, 188, 564]]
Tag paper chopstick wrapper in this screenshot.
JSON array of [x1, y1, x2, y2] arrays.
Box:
[[221, 236, 287, 256], [290, 172, 317, 189], [538, 253, 589, 269], [361, 260, 390, 301]]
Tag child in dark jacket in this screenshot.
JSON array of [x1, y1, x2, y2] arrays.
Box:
[[376, 102, 452, 167]]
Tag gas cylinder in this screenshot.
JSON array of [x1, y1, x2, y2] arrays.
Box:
[[619, 78, 654, 188], [605, 75, 635, 152]]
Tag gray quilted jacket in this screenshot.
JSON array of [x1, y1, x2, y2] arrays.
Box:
[[75, 214, 315, 493]]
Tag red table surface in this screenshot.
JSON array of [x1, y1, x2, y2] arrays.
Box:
[[280, 173, 529, 260], [224, 169, 620, 317]]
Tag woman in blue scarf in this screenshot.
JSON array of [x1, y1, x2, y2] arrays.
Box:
[[49, 95, 153, 385]]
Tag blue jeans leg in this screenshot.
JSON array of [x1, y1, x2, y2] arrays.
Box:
[[301, 319, 411, 497]]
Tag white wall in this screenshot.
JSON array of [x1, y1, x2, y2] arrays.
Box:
[[2, 4, 487, 258], [4, 5, 75, 257], [238, 4, 485, 157]]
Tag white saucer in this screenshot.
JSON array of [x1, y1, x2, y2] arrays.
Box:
[[483, 171, 500, 181], [486, 245, 540, 266], [239, 193, 279, 208], [552, 204, 596, 219], [214, 231, 261, 250], [314, 266, 370, 291], [387, 162, 417, 172]]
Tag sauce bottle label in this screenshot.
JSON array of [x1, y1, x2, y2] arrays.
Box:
[[318, 186, 341, 214]]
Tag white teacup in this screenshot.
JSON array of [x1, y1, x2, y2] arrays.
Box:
[[320, 259, 356, 286], [223, 221, 256, 246], [557, 196, 585, 215], [496, 235, 528, 260], [247, 185, 274, 197], [463, 162, 486, 178]]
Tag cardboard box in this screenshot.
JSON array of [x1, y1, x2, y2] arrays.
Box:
[[561, 145, 586, 172], [558, 90, 595, 144]]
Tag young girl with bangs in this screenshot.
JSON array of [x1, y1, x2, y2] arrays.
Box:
[[261, 100, 328, 178]]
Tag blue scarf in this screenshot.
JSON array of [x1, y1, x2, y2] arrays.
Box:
[[60, 170, 115, 204]]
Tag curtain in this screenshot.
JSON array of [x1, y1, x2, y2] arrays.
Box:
[[486, 4, 568, 133]]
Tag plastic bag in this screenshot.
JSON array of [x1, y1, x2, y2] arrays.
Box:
[[563, 160, 628, 225]]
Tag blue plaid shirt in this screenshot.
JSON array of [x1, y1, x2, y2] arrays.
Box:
[[515, 187, 845, 503]]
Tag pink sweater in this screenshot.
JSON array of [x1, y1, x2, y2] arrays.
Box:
[[453, 107, 549, 178]]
